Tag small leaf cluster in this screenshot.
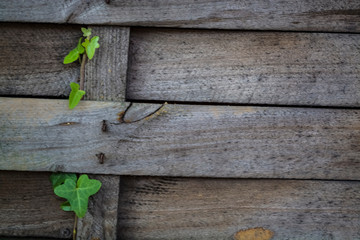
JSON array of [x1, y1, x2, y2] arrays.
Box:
[[50, 173, 102, 218], [63, 28, 100, 64], [63, 28, 100, 110]]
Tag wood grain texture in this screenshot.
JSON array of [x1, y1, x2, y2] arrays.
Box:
[[127, 28, 360, 107], [0, 171, 74, 238], [77, 27, 128, 239], [1, 0, 360, 32], [84, 26, 130, 102], [117, 176, 360, 239], [0, 23, 81, 97], [1, 98, 360, 180], [76, 175, 120, 240]]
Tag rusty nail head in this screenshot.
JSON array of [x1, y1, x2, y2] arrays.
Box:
[[96, 153, 105, 164]]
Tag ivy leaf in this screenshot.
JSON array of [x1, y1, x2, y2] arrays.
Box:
[[54, 175, 102, 218], [81, 27, 92, 38], [82, 36, 100, 60], [63, 37, 85, 64], [50, 173, 77, 189], [69, 82, 85, 110], [60, 201, 73, 211]]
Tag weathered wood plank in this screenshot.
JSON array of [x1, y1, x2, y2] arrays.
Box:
[[84, 26, 130, 102], [127, 28, 360, 107], [1, 0, 360, 32], [0, 171, 74, 238], [0, 24, 130, 100], [76, 175, 120, 240], [72, 30, 127, 238], [117, 177, 360, 239], [0, 23, 80, 97], [1, 98, 360, 180]]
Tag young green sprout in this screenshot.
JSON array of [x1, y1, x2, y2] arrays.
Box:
[[63, 28, 100, 109]]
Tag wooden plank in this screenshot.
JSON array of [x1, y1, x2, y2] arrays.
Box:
[[0, 23, 80, 97], [117, 176, 360, 239], [77, 30, 128, 238], [76, 175, 120, 240], [127, 28, 360, 107], [84, 26, 130, 102], [0, 171, 74, 238], [0, 24, 130, 100], [1, 1, 360, 32], [1, 97, 360, 180]]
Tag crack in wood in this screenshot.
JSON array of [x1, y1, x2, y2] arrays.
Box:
[[114, 102, 167, 124]]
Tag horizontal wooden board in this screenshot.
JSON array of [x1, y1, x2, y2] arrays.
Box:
[[1, 98, 360, 179], [0, 24, 130, 99], [127, 28, 360, 107], [0, 171, 74, 238], [0, 23, 81, 97], [118, 176, 360, 239], [1, 1, 360, 32]]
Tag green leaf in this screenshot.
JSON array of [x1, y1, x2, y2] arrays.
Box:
[[54, 175, 102, 218], [50, 173, 77, 189], [60, 201, 73, 211], [69, 82, 85, 110], [63, 37, 85, 64], [81, 27, 92, 37], [82, 36, 100, 60]]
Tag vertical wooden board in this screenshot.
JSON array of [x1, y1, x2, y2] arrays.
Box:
[[0, 171, 74, 238], [84, 26, 129, 102], [78, 32, 128, 238], [0, 23, 81, 97], [76, 175, 120, 240], [127, 28, 360, 107], [117, 177, 360, 239]]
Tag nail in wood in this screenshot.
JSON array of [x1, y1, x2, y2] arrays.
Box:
[[96, 153, 105, 164]]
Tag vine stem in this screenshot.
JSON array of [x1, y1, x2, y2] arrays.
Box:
[[73, 214, 78, 240], [79, 53, 87, 91]]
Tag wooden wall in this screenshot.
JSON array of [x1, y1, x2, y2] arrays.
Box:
[[1, 1, 360, 239]]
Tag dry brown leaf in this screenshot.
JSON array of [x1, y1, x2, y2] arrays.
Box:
[[234, 227, 274, 240]]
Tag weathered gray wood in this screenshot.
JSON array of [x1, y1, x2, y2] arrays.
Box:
[[1, 0, 360, 32], [1, 98, 360, 180], [0, 23, 80, 97], [77, 29, 128, 238], [84, 26, 130, 102], [0, 171, 74, 238], [76, 175, 120, 240], [0, 24, 130, 100], [122, 103, 164, 123], [127, 28, 360, 107], [118, 177, 360, 239]]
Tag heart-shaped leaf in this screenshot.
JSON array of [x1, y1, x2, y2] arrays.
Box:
[[50, 173, 77, 189], [69, 82, 85, 109], [81, 27, 92, 37], [54, 175, 101, 218], [63, 37, 85, 64], [82, 36, 100, 60]]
